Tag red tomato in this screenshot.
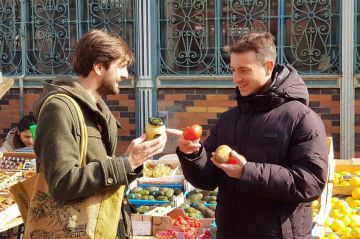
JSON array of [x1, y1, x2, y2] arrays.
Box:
[[227, 157, 237, 164], [183, 124, 203, 141]]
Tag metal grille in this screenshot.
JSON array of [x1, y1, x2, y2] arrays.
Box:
[[0, 0, 135, 76], [158, 0, 341, 75]]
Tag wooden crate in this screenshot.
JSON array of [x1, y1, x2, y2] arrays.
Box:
[[332, 158, 360, 196]]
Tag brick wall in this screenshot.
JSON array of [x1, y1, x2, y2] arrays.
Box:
[[159, 88, 341, 158], [0, 88, 136, 156], [0, 87, 343, 158]]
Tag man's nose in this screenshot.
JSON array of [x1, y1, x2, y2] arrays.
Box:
[[121, 68, 129, 78]]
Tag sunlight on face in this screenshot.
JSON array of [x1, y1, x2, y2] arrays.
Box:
[[230, 51, 273, 96]]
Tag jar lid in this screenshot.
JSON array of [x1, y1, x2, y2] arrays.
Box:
[[148, 117, 165, 126]]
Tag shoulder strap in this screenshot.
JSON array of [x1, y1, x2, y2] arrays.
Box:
[[39, 93, 87, 166]]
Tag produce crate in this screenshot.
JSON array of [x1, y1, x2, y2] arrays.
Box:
[[311, 137, 335, 239], [332, 158, 360, 196], [151, 208, 212, 237], [0, 152, 36, 171], [127, 180, 185, 208]]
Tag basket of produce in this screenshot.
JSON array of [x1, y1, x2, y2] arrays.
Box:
[[139, 154, 184, 185]]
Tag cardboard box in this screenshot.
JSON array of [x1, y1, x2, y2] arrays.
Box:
[[131, 214, 152, 236], [332, 158, 360, 196]]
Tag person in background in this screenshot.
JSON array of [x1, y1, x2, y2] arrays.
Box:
[[0, 115, 37, 153], [171, 31, 328, 238]]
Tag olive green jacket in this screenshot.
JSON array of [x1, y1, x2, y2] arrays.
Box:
[[33, 78, 134, 238]]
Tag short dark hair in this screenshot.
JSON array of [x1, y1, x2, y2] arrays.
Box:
[[18, 115, 37, 132], [228, 31, 276, 63], [73, 29, 134, 77]]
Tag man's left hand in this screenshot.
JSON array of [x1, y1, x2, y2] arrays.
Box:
[[210, 150, 247, 179]]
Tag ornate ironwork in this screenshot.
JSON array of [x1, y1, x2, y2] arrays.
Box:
[[356, 0, 360, 73], [1, 0, 134, 77], [0, 0, 22, 75], [27, 0, 74, 75], [282, 0, 341, 74], [159, 0, 216, 75], [220, 0, 274, 74], [87, 0, 135, 73]]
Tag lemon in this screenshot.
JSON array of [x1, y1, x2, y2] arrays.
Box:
[[339, 171, 352, 176], [335, 200, 349, 209], [352, 187, 360, 200], [353, 171, 360, 176], [350, 215, 360, 228], [350, 228, 360, 239], [340, 181, 351, 186], [327, 233, 341, 239], [350, 176, 360, 186], [341, 215, 351, 227], [331, 209, 344, 219], [312, 199, 320, 209], [334, 178, 340, 185], [331, 219, 346, 232], [335, 172, 341, 179], [325, 217, 335, 227]]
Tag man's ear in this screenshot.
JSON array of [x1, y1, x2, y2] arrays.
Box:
[[93, 63, 103, 76], [264, 60, 275, 77]]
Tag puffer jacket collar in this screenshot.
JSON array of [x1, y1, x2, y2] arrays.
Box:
[[236, 64, 309, 113]]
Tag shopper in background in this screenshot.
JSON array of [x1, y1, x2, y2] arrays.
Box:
[[0, 115, 37, 153], [171, 31, 328, 239]]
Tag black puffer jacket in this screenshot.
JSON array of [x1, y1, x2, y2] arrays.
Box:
[[177, 64, 328, 239]]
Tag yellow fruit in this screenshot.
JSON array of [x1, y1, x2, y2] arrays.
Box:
[[350, 228, 360, 239], [353, 171, 360, 176], [339, 206, 353, 217], [334, 172, 341, 179], [340, 181, 351, 186], [341, 216, 351, 227], [339, 171, 352, 176], [214, 145, 232, 163], [352, 188, 360, 200], [335, 200, 349, 209], [331, 219, 346, 232], [327, 233, 341, 239], [351, 199, 360, 208], [325, 217, 335, 227], [350, 215, 360, 228], [334, 178, 340, 185], [350, 177, 360, 186], [312, 200, 320, 209], [331, 209, 343, 219], [332, 197, 340, 205]]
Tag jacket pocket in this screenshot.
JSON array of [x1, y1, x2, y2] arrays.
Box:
[[86, 127, 107, 160], [262, 132, 279, 163]]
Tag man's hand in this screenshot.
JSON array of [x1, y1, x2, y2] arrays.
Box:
[[210, 150, 247, 179], [166, 128, 201, 154], [125, 134, 167, 170]]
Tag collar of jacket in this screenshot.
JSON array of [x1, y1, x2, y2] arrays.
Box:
[[34, 77, 122, 129], [235, 65, 290, 113]]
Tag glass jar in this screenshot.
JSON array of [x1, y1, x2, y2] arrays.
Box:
[[145, 117, 166, 140]]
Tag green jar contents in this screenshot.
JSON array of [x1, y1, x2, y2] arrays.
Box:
[[145, 117, 166, 140]]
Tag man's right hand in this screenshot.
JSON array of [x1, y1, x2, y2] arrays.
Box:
[[166, 128, 201, 154], [125, 133, 167, 170]]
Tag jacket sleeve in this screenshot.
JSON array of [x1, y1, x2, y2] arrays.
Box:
[[237, 110, 328, 203], [176, 125, 221, 191], [34, 98, 132, 202]]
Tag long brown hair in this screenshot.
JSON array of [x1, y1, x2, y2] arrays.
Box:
[[73, 29, 134, 77]]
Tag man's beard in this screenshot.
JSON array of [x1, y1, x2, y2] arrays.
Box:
[[98, 76, 119, 96]]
